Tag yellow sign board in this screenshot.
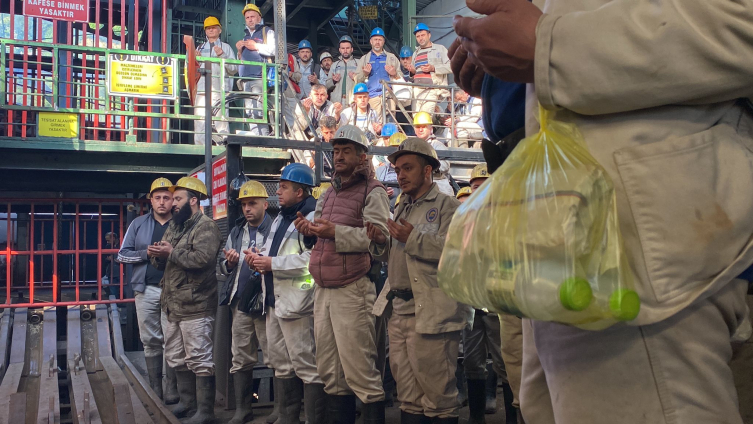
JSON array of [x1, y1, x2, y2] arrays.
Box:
[[107, 54, 177, 100], [359, 5, 378, 20], [38, 112, 79, 138]]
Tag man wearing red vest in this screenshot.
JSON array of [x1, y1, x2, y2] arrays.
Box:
[[294, 125, 390, 424]]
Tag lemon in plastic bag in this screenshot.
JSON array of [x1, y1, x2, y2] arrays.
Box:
[[438, 105, 640, 330]]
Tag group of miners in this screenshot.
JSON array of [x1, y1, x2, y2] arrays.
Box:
[[118, 122, 517, 424], [193, 4, 483, 149]]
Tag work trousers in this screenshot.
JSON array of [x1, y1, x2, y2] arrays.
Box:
[[243, 80, 269, 136], [266, 307, 322, 384], [134, 285, 164, 358], [499, 314, 524, 408], [463, 311, 507, 383], [413, 88, 442, 116], [162, 314, 215, 376], [194, 92, 228, 145], [390, 313, 461, 418], [314, 277, 385, 403], [521, 279, 749, 424], [230, 299, 269, 373]]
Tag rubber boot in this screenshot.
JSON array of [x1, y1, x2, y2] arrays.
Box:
[[485, 371, 498, 414], [361, 400, 385, 424], [326, 394, 356, 424], [432, 418, 459, 424], [266, 377, 281, 424], [184, 375, 216, 424], [304, 383, 326, 424], [400, 411, 431, 424], [172, 370, 197, 418], [455, 364, 468, 407], [466, 379, 486, 424], [145, 355, 164, 400], [501, 383, 517, 424], [164, 365, 179, 405], [229, 371, 255, 424], [278, 377, 303, 424]]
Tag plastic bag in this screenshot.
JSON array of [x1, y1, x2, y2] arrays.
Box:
[[438, 106, 639, 330]]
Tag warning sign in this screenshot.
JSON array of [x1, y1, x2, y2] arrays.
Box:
[[23, 0, 89, 23], [38, 112, 79, 138], [359, 5, 378, 20], [211, 156, 228, 220], [107, 54, 177, 100]]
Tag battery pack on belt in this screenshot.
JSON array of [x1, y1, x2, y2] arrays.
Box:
[[387, 289, 414, 301]]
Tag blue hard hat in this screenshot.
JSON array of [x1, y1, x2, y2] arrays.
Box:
[[382, 123, 398, 137], [370, 27, 385, 38], [298, 40, 312, 50], [399, 46, 413, 58], [339, 35, 353, 45], [413, 23, 430, 34], [280, 163, 316, 187], [353, 83, 368, 95]]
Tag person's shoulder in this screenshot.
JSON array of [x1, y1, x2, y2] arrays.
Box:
[[129, 213, 151, 228]]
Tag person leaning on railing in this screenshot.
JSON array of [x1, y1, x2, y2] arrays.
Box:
[[443, 89, 484, 148], [409, 23, 451, 117], [235, 3, 277, 136], [194, 16, 238, 145]]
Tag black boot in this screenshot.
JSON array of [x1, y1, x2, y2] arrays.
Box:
[[432, 418, 458, 424], [173, 370, 197, 418], [466, 379, 486, 424], [266, 377, 282, 424], [184, 375, 216, 424], [361, 400, 385, 424], [164, 365, 179, 405], [501, 383, 517, 424], [400, 410, 431, 424], [145, 355, 164, 400], [326, 394, 356, 424], [304, 383, 326, 424], [277, 377, 303, 424], [485, 371, 497, 415], [229, 371, 254, 424], [455, 365, 468, 407]]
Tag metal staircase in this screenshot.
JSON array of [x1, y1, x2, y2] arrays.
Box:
[[328, 0, 402, 57]]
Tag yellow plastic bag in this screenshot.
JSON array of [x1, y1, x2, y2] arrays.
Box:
[[438, 106, 639, 330]]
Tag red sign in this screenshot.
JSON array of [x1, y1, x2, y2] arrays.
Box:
[[23, 0, 89, 23], [211, 156, 227, 220]]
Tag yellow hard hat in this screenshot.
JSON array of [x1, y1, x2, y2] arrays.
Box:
[[148, 178, 172, 197], [412, 111, 432, 126], [171, 176, 208, 200], [469, 163, 489, 183], [242, 3, 261, 16], [203, 16, 221, 29], [238, 180, 268, 200], [312, 182, 332, 200], [456, 186, 472, 200], [389, 132, 407, 147]]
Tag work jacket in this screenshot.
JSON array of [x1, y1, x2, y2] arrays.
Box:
[[372, 183, 472, 334], [260, 210, 316, 319], [218, 214, 272, 306], [410, 43, 452, 87], [327, 56, 359, 105], [152, 212, 222, 322], [530, 0, 753, 325], [117, 211, 165, 293]]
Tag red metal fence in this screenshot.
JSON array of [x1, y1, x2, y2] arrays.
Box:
[[2, 0, 170, 143], [1, 198, 149, 307]]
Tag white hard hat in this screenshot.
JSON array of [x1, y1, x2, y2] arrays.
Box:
[[319, 51, 333, 63]]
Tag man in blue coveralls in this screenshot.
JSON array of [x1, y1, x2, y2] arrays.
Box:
[[354, 27, 400, 118]]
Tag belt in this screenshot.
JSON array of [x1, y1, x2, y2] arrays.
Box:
[[387, 289, 413, 302]]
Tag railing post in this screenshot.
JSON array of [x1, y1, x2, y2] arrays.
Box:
[[201, 65, 213, 206]]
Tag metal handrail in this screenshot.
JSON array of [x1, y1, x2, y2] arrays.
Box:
[[0, 38, 285, 141], [379, 79, 483, 149]]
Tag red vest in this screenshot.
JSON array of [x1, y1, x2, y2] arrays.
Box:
[[309, 169, 385, 288]]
